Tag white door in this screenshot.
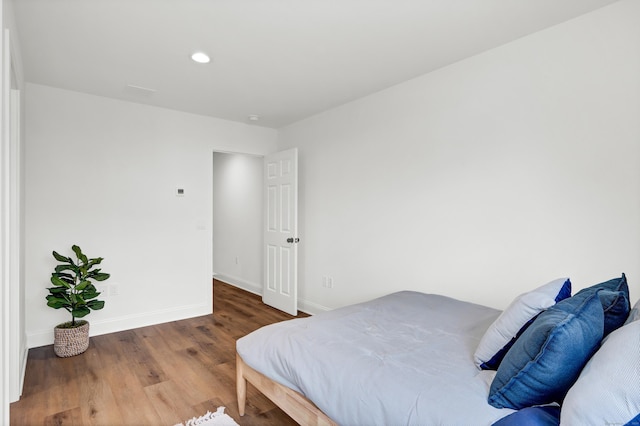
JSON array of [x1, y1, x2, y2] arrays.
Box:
[[263, 148, 298, 315]]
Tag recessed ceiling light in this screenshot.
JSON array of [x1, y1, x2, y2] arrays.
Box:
[[248, 114, 260, 122], [191, 52, 210, 64]]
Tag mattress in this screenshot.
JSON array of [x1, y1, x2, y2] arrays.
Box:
[[236, 291, 515, 426]]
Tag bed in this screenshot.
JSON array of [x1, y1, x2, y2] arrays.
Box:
[[236, 276, 640, 426]]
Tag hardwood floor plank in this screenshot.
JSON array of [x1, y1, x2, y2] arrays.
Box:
[[144, 380, 195, 426], [44, 406, 82, 426], [103, 360, 163, 425], [72, 345, 124, 425], [11, 280, 308, 425]]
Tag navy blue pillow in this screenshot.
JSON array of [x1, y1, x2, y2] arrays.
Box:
[[492, 406, 560, 426], [626, 413, 640, 426], [573, 274, 630, 336], [488, 291, 604, 409]]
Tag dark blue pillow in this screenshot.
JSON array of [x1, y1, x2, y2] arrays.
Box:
[[573, 274, 630, 336], [582, 273, 629, 293], [492, 406, 560, 426], [488, 291, 604, 409], [626, 413, 640, 426]]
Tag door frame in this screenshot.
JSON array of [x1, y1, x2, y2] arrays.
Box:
[[210, 150, 264, 294], [210, 149, 299, 315]]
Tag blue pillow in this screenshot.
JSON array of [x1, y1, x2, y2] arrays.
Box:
[[488, 291, 604, 409], [626, 414, 640, 426], [582, 273, 629, 293], [573, 274, 630, 336], [492, 406, 560, 426]]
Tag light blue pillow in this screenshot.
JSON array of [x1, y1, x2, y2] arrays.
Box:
[[573, 274, 630, 336], [474, 278, 571, 370], [488, 291, 604, 409], [624, 298, 639, 325], [560, 319, 640, 425]]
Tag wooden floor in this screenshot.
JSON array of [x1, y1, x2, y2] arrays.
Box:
[[10, 280, 308, 426]]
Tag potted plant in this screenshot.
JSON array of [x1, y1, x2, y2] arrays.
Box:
[[45, 244, 110, 357]]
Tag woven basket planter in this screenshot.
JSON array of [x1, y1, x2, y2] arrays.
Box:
[[54, 321, 90, 357]]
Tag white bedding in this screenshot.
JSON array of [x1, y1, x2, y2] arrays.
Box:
[[236, 291, 515, 426]]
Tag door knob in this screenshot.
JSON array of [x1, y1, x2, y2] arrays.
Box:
[[286, 237, 300, 243]]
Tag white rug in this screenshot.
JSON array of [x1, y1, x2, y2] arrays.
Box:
[[175, 407, 240, 426]]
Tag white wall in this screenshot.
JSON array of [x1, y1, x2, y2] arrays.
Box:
[[278, 0, 640, 311], [24, 84, 277, 348], [1, 0, 26, 411], [212, 152, 263, 293]]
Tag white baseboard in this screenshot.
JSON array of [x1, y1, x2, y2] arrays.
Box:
[[214, 273, 262, 296], [27, 303, 211, 349], [213, 274, 331, 315], [298, 299, 331, 315]]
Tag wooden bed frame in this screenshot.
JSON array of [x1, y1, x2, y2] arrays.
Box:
[[236, 352, 338, 426]]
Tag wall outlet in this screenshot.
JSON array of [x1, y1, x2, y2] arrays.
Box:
[[322, 276, 334, 288]]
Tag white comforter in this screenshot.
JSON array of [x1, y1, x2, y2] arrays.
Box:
[[236, 291, 514, 426]]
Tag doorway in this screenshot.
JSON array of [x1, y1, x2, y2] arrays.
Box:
[[211, 152, 264, 306]]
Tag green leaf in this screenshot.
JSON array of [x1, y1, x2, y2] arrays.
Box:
[[75, 280, 91, 291], [52, 276, 74, 286], [46, 296, 68, 309], [87, 300, 105, 310], [53, 272, 74, 279], [71, 306, 90, 318], [86, 259, 98, 269], [55, 264, 75, 273], [72, 245, 83, 259], [52, 251, 71, 263], [50, 275, 71, 288], [92, 273, 111, 282], [47, 286, 68, 295], [82, 288, 100, 300]]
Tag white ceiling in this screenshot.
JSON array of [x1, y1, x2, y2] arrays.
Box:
[[12, 0, 619, 128]]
